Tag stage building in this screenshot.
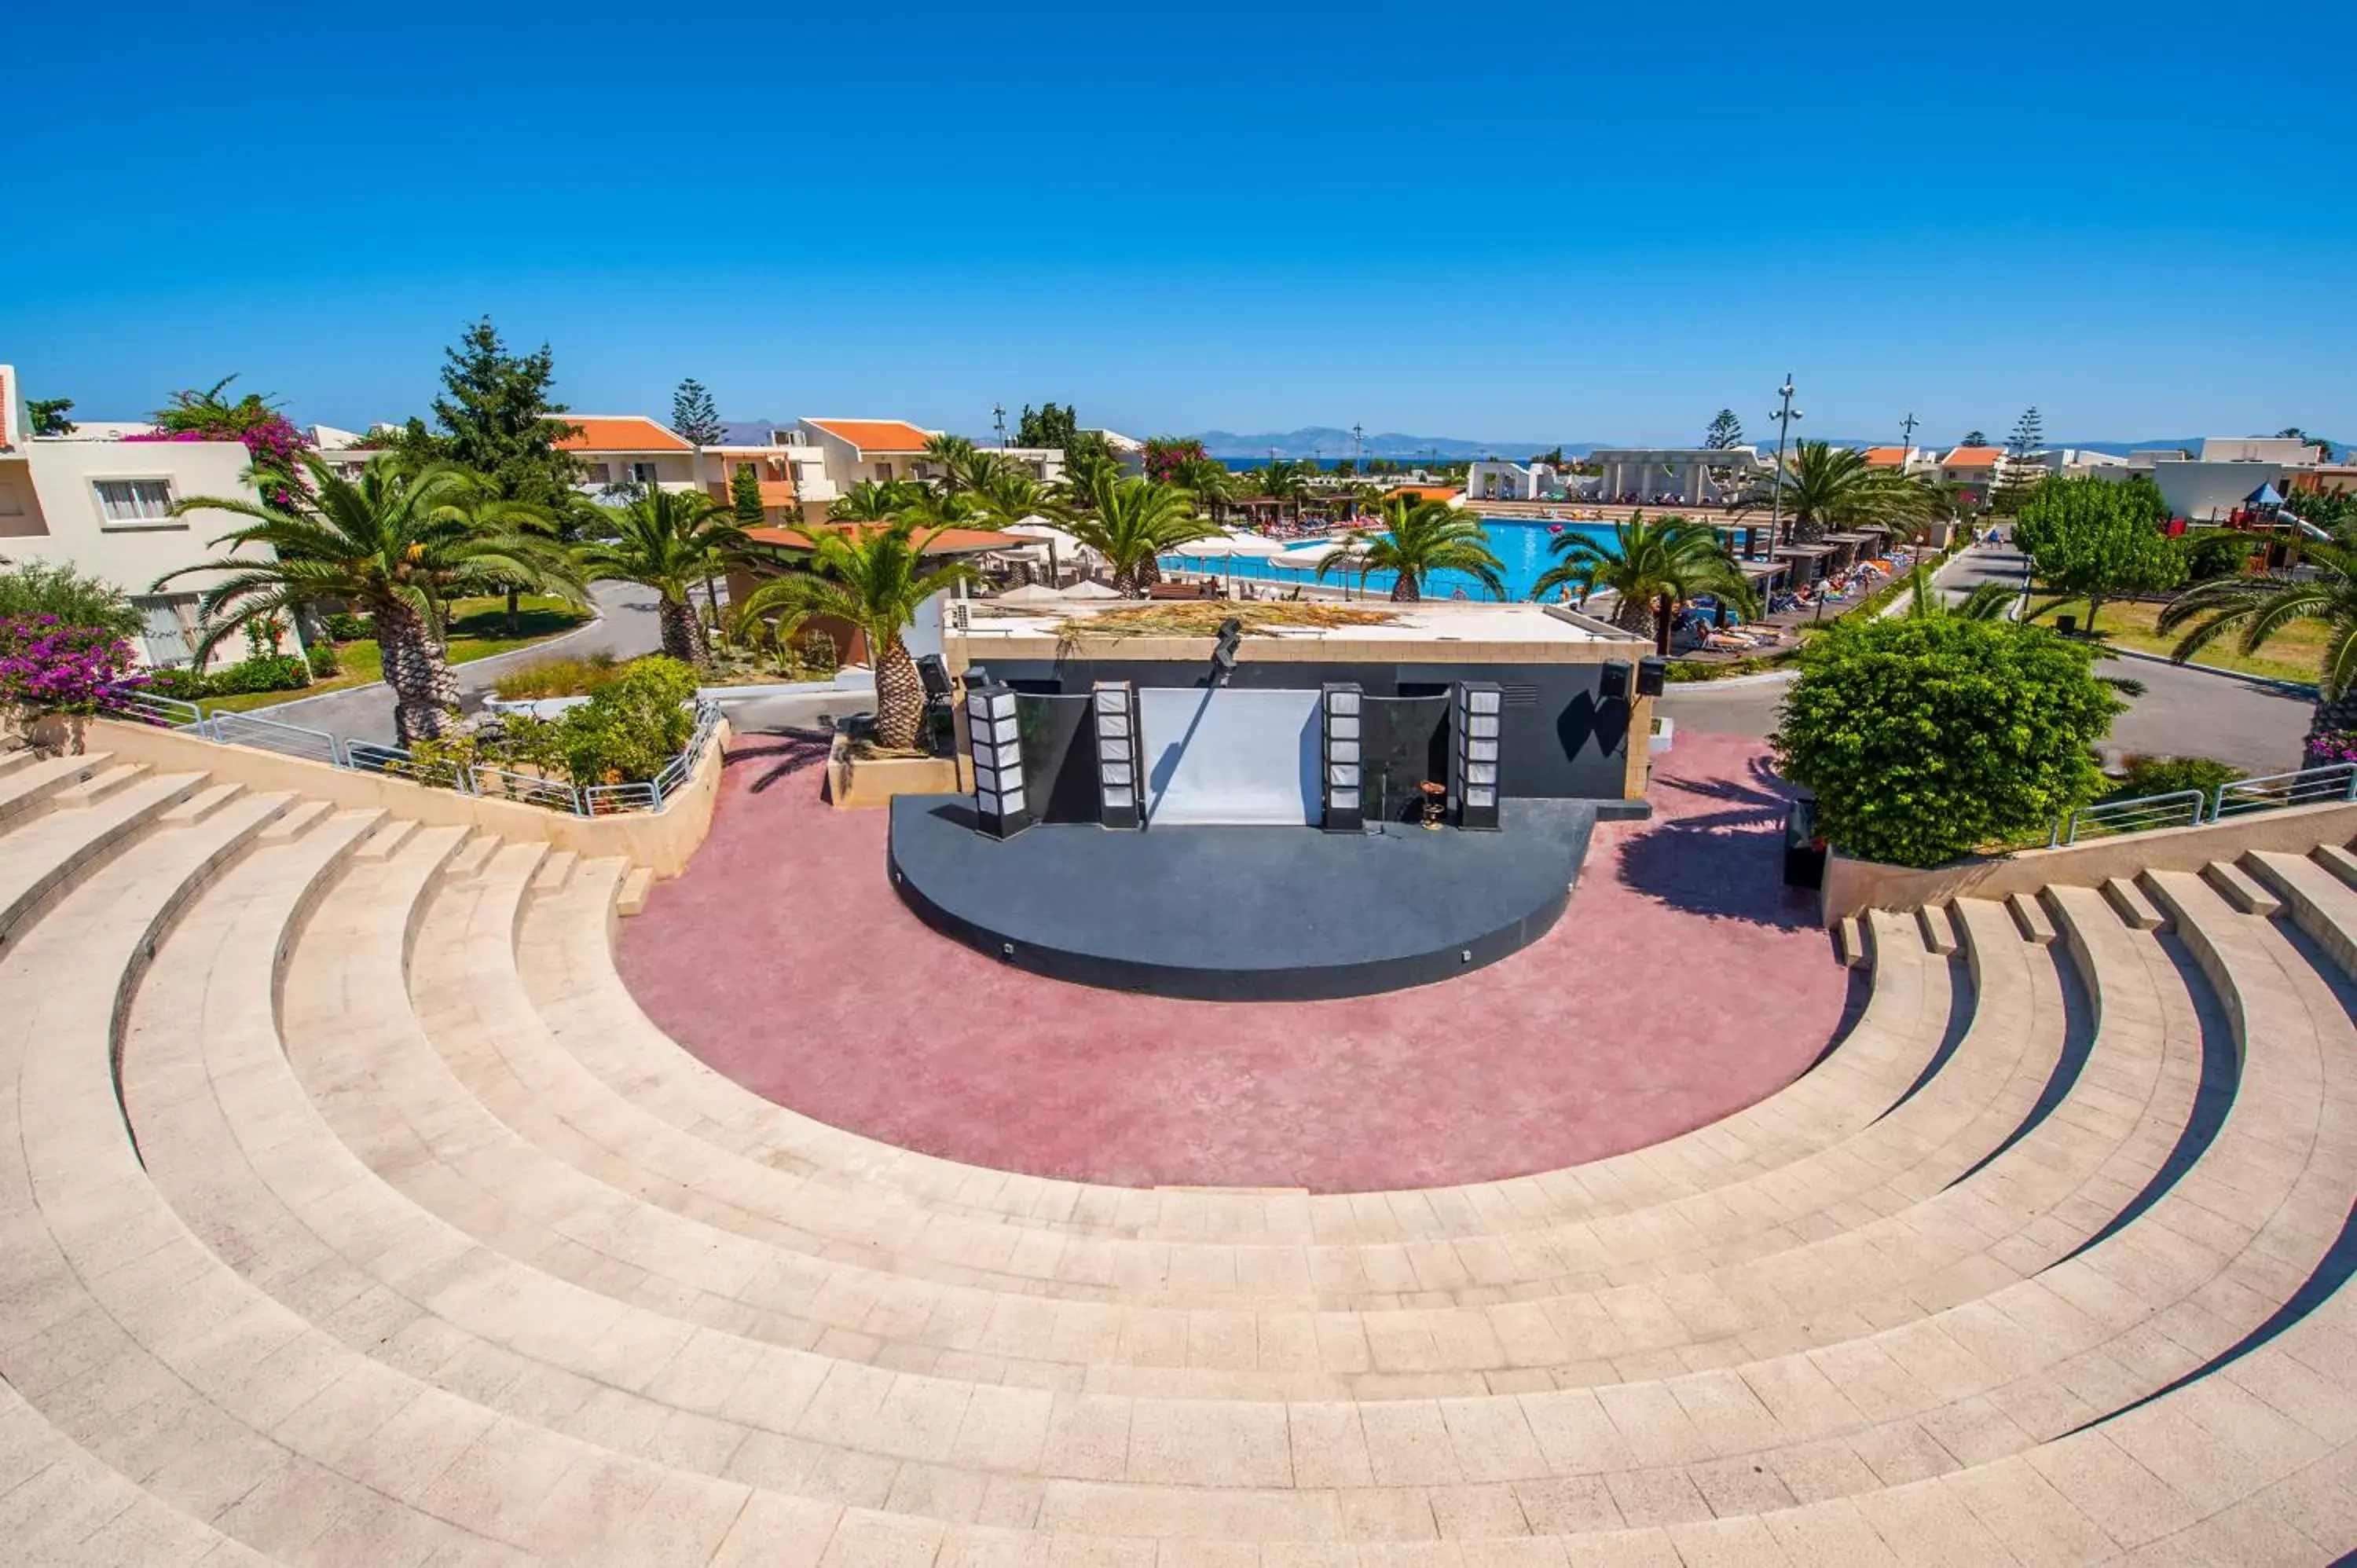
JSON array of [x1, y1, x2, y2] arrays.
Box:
[[887, 601, 1660, 1001]]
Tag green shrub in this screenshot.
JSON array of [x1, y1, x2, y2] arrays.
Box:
[[500, 657, 698, 787], [0, 562, 145, 639], [322, 610, 372, 642], [306, 643, 340, 679], [2181, 529, 2256, 582], [2104, 754, 2243, 802], [206, 654, 311, 695], [1773, 615, 2124, 867], [143, 665, 211, 701]]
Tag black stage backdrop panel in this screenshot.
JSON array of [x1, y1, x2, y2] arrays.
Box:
[[1364, 693, 1451, 823], [1013, 693, 1100, 824], [984, 660, 1633, 800]]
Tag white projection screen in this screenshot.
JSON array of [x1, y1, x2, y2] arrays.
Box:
[[1137, 687, 1321, 826]]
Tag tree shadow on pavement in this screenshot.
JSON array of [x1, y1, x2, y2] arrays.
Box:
[[1614, 754, 1820, 928], [727, 728, 834, 795]]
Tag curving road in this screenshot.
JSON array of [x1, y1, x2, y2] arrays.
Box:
[[1662, 541, 2314, 776], [255, 579, 665, 746]]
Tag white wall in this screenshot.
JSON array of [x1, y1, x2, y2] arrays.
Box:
[[1139, 687, 1320, 826], [2, 437, 273, 667]]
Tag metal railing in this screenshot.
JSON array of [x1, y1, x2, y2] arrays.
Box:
[[2047, 761, 2357, 847], [98, 692, 723, 818], [2215, 762, 2357, 817]]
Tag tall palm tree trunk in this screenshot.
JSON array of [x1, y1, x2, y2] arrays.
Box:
[[505, 587, 521, 636], [1611, 595, 1656, 642], [657, 594, 709, 666], [1656, 594, 1675, 656], [376, 600, 460, 746], [1390, 575, 1421, 603], [872, 639, 926, 749]]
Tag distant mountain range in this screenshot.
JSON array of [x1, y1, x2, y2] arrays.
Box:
[[1184, 429, 2342, 463]]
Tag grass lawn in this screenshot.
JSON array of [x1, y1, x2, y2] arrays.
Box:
[[195, 595, 593, 714], [2025, 594, 2324, 687]]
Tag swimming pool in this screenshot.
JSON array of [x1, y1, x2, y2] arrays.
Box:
[[1159, 519, 1622, 603]]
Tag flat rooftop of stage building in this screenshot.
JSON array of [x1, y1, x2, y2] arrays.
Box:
[[948, 599, 1650, 664]]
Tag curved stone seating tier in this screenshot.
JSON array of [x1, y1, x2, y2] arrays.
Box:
[[522, 867, 1981, 1258], [369, 856, 2225, 1403], [2, 768, 2355, 1563]]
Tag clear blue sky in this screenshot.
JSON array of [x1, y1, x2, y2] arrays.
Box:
[[5, 0, 2350, 449]]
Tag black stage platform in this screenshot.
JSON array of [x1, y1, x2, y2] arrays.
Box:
[[887, 797, 1604, 1001]]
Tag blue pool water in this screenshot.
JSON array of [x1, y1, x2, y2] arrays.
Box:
[[1160, 519, 1622, 603]]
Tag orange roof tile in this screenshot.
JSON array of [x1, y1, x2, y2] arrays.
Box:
[[1861, 446, 1909, 467], [1942, 445, 2004, 467], [746, 522, 1028, 556], [557, 416, 693, 452], [1386, 485, 1461, 502], [804, 418, 934, 454]]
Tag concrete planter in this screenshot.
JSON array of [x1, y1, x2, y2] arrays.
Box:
[[826, 731, 960, 811]]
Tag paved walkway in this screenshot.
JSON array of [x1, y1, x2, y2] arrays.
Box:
[[616, 728, 1852, 1191], [262, 578, 663, 744]]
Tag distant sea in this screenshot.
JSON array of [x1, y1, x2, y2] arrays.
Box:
[[1214, 456, 1458, 472]]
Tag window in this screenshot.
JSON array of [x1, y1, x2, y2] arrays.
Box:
[[581, 462, 613, 485], [875, 461, 894, 481], [93, 478, 178, 525], [130, 594, 199, 667], [631, 461, 658, 484]]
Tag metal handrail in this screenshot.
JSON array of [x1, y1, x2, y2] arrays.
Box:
[[2051, 789, 2207, 847], [107, 690, 207, 731], [199, 707, 343, 768], [2214, 762, 2357, 817], [75, 690, 721, 818]]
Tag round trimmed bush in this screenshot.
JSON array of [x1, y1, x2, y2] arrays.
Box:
[[1773, 614, 2123, 867]]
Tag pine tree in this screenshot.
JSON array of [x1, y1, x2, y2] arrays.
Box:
[[1704, 409, 1744, 449], [1992, 406, 2047, 515], [27, 397, 75, 437], [427, 317, 581, 507], [672, 378, 724, 447], [1961, 429, 1990, 447], [731, 462, 766, 528], [1015, 401, 1080, 450]]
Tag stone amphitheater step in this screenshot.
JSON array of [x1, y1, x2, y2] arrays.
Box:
[[46, 761, 151, 809], [0, 765, 205, 947], [357, 861, 2196, 1401], [7, 790, 2357, 1561], [0, 749, 114, 828], [523, 873, 1967, 1250], [422, 870, 2120, 1331], [96, 815, 2348, 1536]]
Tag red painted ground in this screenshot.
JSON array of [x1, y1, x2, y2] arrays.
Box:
[[616, 729, 1852, 1192]]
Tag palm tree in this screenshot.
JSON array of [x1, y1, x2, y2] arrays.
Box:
[[1060, 449, 1124, 513], [1903, 564, 2015, 621], [1530, 511, 1756, 654], [966, 470, 1072, 530], [831, 478, 925, 522], [1067, 478, 1219, 595], [2160, 539, 2357, 745], [1171, 456, 1234, 522], [1743, 440, 1934, 545], [1257, 460, 1309, 526], [572, 489, 747, 668], [736, 519, 977, 749], [158, 452, 584, 744], [1320, 498, 1505, 603]]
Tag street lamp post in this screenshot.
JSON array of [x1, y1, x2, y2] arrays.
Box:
[[1766, 374, 1803, 556], [992, 403, 1007, 449], [1352, 423, 1364, 465]]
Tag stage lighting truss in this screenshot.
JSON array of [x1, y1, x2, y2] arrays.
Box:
[[966, 682, 1032, 838], [1321, 683, 1364, 833], [1092, 681, 1144, 830], [1454, 681, 1502, 830]]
